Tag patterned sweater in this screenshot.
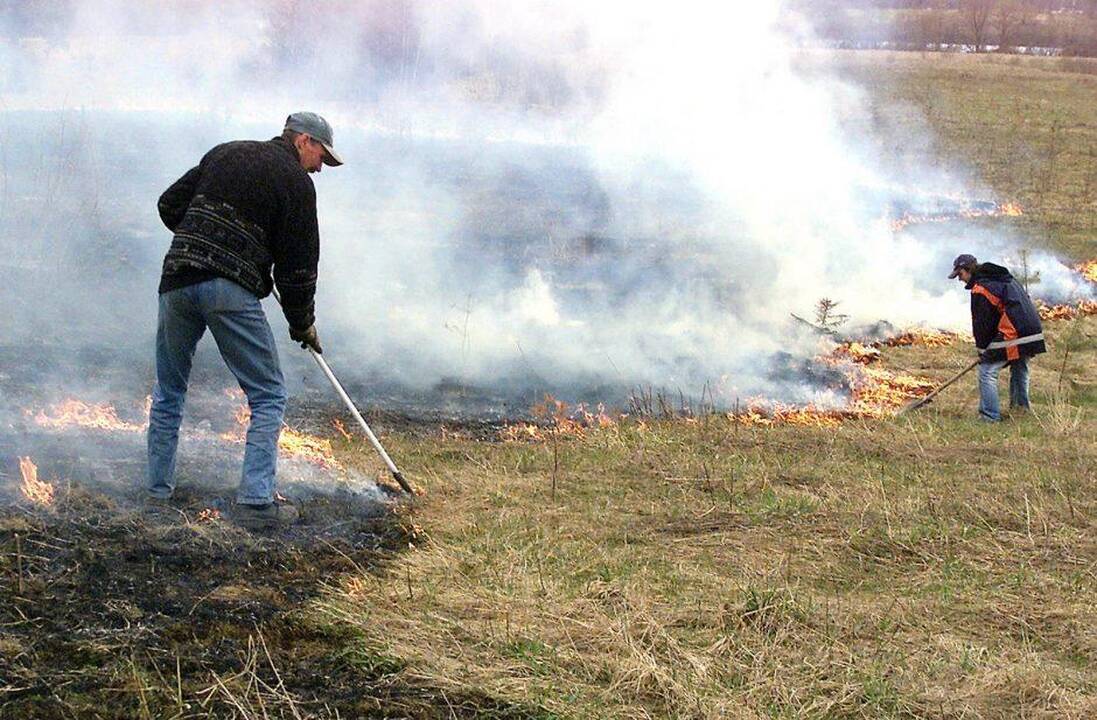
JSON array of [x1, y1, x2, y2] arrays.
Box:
[[157, 136, 319, 331]]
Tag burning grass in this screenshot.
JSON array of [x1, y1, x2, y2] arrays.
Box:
[[1039, 299, 1097, 322], [889, 199, 1023, 233], [3, 320, 1093, 720], [18, 456, 54, 508], [25, 393, 346, 473], [30, 399, 145, 434], [499, 329, 949, 440], [223, 402, 344, 470]]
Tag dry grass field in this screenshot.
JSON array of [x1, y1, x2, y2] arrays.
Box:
[[1, 52, 1094, 719], [320, 310, 1095, 719]]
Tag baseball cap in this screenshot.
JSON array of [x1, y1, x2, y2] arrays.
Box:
[[284, 111, 343, 166], [948, 253, 978, 279]]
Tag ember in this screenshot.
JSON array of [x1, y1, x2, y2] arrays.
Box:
[[332, 418, 353, 441], [19, 456, 55, 507], [196, 508, 221, 522], [31, 399, 145, 433]]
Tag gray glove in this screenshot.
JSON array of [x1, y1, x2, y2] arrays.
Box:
[[289, 325, 322, 354]]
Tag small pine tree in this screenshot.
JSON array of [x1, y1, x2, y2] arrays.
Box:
[[815, 298, 849, 332]]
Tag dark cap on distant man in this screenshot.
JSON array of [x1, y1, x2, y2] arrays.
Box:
[[948, 253, 978, 279]]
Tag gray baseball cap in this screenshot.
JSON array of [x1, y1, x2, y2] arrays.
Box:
[[284, 111, 343, 166], [948, 253, 978, 279]]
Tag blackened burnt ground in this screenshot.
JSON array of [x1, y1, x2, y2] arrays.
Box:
[[0, 488, 552, 719]]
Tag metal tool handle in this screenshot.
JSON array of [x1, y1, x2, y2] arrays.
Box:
[[898, 358, 980, 416], [270, 289, 413, 493]]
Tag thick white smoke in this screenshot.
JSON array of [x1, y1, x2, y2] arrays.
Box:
[[0, 1, 1090, 410]]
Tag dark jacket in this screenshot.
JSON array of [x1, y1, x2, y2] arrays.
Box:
[[157, 136, 319, 331], [966, 263, 1046, 363]]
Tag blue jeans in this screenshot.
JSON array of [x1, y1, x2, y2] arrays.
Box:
[[978, 357, 1029, 422], [147, 278, 287, 505]]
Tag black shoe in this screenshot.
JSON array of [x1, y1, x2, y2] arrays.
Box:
[[234, 501, 300, 530]]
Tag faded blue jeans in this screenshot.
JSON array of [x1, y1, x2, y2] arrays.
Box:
[[978, 357, 1029, 422], [147, 278, 286, 505]]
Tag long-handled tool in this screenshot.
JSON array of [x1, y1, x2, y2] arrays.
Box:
[[271, 289, 413, 494], [898, 358, 980, 416]]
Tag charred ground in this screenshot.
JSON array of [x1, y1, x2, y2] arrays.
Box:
[[0, 487, 551, 719]]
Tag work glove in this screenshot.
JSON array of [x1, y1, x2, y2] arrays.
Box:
[[289, 325, 322, 354]]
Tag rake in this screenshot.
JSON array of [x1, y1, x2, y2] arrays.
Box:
[[272, 289, 413, 494], [898, 358, 980, 416]]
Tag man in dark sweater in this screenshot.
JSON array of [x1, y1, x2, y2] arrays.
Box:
[[949, 254, 1046, 422], [148, 112, 343, 528]]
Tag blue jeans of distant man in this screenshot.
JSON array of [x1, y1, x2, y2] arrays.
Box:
[[977, 357, 1029, 422], [147, 278, 286, 505]]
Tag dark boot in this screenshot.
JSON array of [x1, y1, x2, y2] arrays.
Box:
[[233, 501, 299, 530]]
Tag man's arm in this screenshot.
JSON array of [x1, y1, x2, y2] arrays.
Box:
[[157, 166, 201, 231], [272, 176, 320, 333]]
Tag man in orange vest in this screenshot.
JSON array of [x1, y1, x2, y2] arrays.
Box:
[[949, 254, 1046, 422]]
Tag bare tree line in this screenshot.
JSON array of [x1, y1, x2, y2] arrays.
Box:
[[793, 1, 1097, 56]]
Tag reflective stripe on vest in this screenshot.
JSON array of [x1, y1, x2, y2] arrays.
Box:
[[984, 333, 1044, 350]]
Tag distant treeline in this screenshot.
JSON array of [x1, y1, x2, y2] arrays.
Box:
[[790, 1, 1097, 56]]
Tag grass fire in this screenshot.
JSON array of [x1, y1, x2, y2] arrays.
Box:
[[1, 4, 1096, 720], [17, 457, 54, 508]]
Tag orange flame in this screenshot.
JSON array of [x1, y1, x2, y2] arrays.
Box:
[[833, 342, 881, 364], [223, 403, 342, 468], [1038, 299, 1097, 321], [31, 400, 145, 433], [501, 396, 618, 442], [1079, 259, 1097, 284], [730, 363, 935, 428], [279, 426, 341, 468], [890, 201, 1023, 232], [19, 457, 55, 507], [500, 343, 942, 439], [881, 329, 961, 348], [196, 508, 221, 522]]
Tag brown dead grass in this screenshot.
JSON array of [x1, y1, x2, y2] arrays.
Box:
[[315, 319, 1096, 719]]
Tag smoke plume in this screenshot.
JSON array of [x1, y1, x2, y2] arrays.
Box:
[[0, 0, 1090, 414]]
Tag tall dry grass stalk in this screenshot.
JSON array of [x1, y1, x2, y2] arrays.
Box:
[[1035, 386, 1085, 434]]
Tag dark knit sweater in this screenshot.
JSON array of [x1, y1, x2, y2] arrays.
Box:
[[157, 136, 319, 331]]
